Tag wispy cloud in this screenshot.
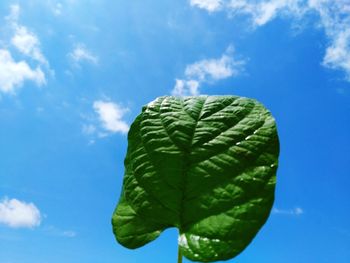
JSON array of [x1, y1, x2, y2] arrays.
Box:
[[43, 225, 77, 238], [185, 47, 241, 81], [93, 100, 129, 135], [189, 0, 350, 81], [230, 0, 307, 26], [312, 1, 350, 80], [6, 3, 20, 21], [0, 4, 49, 94], [69, 44, 98, 65], [52, 2, 63, 16], [0, 49, 46, 94], [0, 197, 42, 228], [11, 27, 47, 64], [62, 230, 77, 237], [82, 124, 96, 135], [272, 206, 304, 216], [190, 0, 308, 26], [190, 0, 223, 12], [172, 45, 245, 96], [172, 79, 201, 97], [7, 4, 49, 66]]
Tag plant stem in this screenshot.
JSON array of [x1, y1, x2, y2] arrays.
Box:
[[177, 241, 182, 263]]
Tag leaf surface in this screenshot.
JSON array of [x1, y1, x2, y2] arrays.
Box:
[[112, 96, 279, 262]]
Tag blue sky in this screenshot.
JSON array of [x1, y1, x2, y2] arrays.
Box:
[[0, 0, 349, 262]]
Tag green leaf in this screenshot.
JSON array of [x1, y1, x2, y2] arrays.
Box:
[[112, 96, 279, 262]]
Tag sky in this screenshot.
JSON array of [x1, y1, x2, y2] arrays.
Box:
[[0, 0, 349, 262]]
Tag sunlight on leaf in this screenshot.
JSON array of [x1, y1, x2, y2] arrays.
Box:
[[112, 95, 279, 262]]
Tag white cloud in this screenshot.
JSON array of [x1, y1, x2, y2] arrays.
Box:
[[0, 49, 46, 94], [171, 45, 244, 96], [190, 0, 350, 81], [172, 79, 200, 97], [0, 197, 42, 228], [0, 4, 49, 94], [185, 49, 242, 81], [11, 26, 48, 65], [310, 0, 350, 80], [191, 0, 308, 26], [6, 4, 20, 21], [7, 4, 48, 66], [273, 207, 304, 216], [93, 101, 129, 134], [323, 29, 350, 79], [69, 44, 98, 65], [190, 0, 223, 12], [226, 0, 307, 26]]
